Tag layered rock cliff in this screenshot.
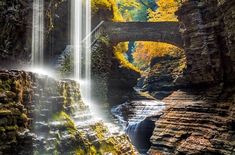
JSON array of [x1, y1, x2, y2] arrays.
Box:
[[0, 70, 137, 155], [0, 0, 70, 68], [149, 90, 235, 155], [147, 0, 235, 154], [176, 0, 235, 86]]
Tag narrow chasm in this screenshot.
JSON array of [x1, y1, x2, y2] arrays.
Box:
[[1, 0, 235, 155], [110, 40, 185, 153]]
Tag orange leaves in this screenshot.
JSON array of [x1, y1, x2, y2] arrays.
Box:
[[133, 42, 183, 69], [131, 0, 182, 69]]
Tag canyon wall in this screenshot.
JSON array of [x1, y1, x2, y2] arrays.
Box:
[[90, 37, 140, 105], [148, 0, 235, 154], [0, 0, 70, 68], [0, 70, 137, 154], [176, 0, 235, 87]]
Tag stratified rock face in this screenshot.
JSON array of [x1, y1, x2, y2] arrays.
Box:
[[0, 0, 70, 68], [141, 53, 186, 99], [107, 55, 140, 105], [112, 91, 165, 153], [0, 70, 34, 154], [0, 1, 33, 67], [0, 70, 137, 155], [149, 91, 235, 155], [177, 0, 223, 85], [91, 38, 113, 102], [176, 0, 235, 86], [44, 0, 71, 64], [218, 0, 235, 83]]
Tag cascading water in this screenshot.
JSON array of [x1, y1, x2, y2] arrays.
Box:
[[32, 0, 44, 67], [112, 96, 166, 153], [71, 0, 91, 100], [84, 0, 91, 101], [71, 0, 102, 119], [71, 0, 82, 81]]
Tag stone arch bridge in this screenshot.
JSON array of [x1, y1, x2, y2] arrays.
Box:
[[89, 21, 183, 48]]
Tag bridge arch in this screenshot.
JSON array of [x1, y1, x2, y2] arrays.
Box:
[[103, 22, 183, 48]]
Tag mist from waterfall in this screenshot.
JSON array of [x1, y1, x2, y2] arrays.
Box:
[[71, 0, 101, 119], [84, 0, 92, 101], [32, 0, 44, 67]]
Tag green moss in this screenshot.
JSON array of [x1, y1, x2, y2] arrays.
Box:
[[5, 125, 18, 131], [75, 148, 85, 155], [91, 123, 108, 140], [59, 55, 73, 77], [0, 127, 5, 132], [99, 36, 110, 46], [33, 151, 39, 155], [0, 79, 12, 92], [53, 111, 77, 135], [20, 113, 28, 122], [0, 109, 12, 115], [53, 150, 59, 155]]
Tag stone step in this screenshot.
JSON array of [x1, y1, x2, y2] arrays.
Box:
[[155, 121, 228, 133], [73, 113, 93, 122]]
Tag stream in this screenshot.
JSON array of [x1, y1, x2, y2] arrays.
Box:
[[111, 88, 166, 154]]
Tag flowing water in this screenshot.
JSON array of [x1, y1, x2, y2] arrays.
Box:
[[71, 0, 91, 103], [32, 0, 44, 67], [111, 91, 166, 153], [30, 0, 159, 153]]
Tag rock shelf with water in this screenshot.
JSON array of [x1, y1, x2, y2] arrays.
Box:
[[0, 70, 137, 155]]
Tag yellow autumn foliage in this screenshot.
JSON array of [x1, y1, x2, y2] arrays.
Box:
[[91, 0, 123, 21], [133, 42, 184, 69], [132, 0, 183, 69], [148, 0, 179, 22], [114, 42, 141, 73]]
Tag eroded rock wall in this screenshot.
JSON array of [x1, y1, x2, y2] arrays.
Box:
[[149, 90, 235, 155], [148, 0, 235, 154], [0, 0, 70, 68], [0, 70, 137, 155], [177, 0, 235, 86], [90, 36, 140, 105], [218, 0, 235, 83], [177, 0, 223, 85]]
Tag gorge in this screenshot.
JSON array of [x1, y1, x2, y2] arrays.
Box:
[[0, 0, 235, 155]]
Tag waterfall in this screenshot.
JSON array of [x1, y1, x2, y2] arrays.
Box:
[[112, 100, 165, 152], [84, 0, 91, 101], [32, 0, 44, 67], [71, 0, 100, 117], [71, 0, 82, 80]]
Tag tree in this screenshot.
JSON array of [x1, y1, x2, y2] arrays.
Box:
[[133, 42, 183, 69], [148, 0, 179, 22], [91, 0, 123, 21], [116, 0, 157, 21]]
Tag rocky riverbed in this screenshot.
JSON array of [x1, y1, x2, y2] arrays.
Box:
[[111, 88, 235, 155], [149, 90, 235, 154]]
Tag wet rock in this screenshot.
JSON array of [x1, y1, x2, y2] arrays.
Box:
[[140, 53, 185, 99], [0, 70, 137, 155], [126, 117, 155, 153], [112, 91, 165, 153], [34, 122, 50, 133], [149, 91, 235, 155], [108, 57, 141, 105]]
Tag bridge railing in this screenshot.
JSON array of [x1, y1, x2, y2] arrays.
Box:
[[81, 20, 105, 48]]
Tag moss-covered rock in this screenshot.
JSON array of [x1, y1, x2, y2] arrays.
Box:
[[0, 70, 137, 155]]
